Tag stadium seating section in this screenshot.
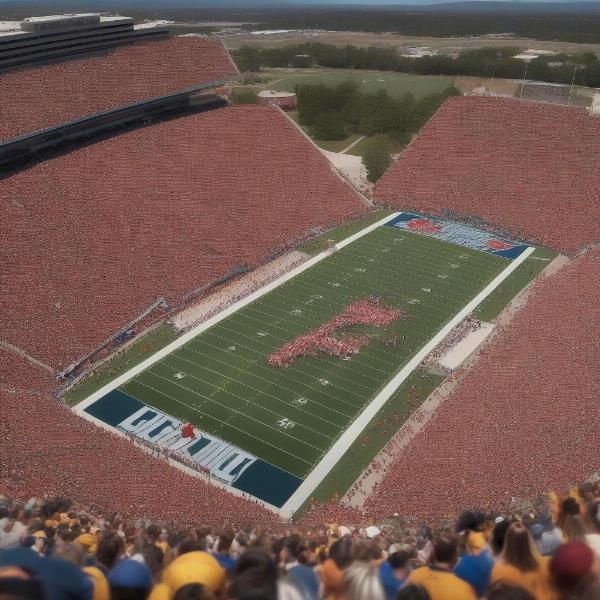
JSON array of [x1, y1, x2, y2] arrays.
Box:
[[375, 97, 600, 255], [0, 105, 367, 373], [0, 37, 237, 142], [0, 390, 280, 526], [364, 248, 600, 521]]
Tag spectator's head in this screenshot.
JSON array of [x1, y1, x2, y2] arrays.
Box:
[[342, 563, 385, 600], [162, 552, 225, 597], [52, 542, 84, 567], [146, 525, 161, 543], [96, 533, 125, 571], [455, 511, 484, 533], [173, 583, 215, 600], [486, 582, 536, 600], [282, 534, 307, 565], [232, 548, 277, 581], [550, 541, 595, 593], [558, 498, 581, 529], [178, 538, 207, 556], [329, 538, 354, 569], [229, 568, 276, 600], [108, 559, 153, 600], [562, 515, 590, 543], [388, 549, 410, 573], [432, 535, 458, 567], [490, 518, 510, 556], [502, 523, 539, 572], [395, 585, 431, 600], [217, 529, 235, 555], [585, 500, 600, 533]]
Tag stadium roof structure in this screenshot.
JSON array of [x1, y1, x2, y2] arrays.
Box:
[[0, 105, 367, 376], [365, 247, 600, 521], [0, 36, 238, 144], [375, 96, 600, 255]]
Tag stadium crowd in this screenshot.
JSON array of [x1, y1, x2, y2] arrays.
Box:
[[1, 488, 600, 600], [363, 248, 600, 522], [0, 37, 237, 143], [375, 97, 600, 255], [0, 105, 366, 373], [268, 299, 402, 368]]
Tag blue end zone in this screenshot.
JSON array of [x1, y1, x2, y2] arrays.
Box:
[[233, 462, 302, 508], [83, 391, 302, 509], [386, 213, 530, 259]]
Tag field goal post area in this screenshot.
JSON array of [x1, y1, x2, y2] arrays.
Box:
[[74, 211, 534, 517]]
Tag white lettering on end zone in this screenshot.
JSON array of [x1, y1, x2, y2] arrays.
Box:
[[118, 406, 256, 485]]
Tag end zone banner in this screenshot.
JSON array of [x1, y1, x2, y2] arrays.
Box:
[[386, 213, 530, 259], [84, 390, 302, 508]]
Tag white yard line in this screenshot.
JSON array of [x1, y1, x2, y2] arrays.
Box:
[[279, 245, 535, 517], [340, 135, 365, 154]]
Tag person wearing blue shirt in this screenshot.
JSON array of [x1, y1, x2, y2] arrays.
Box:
[[380, 549, 412, 600]]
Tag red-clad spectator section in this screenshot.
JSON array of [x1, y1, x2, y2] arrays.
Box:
[[0, 348, 56, 395], [375, 97, 600, 255], [0, 36, 237, 143], [0, 388, 281, 526], [0, 105, 367, 373], [364, 248, 600, 521]]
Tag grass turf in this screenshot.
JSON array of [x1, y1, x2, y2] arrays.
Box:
[[345, 134, 408, 158], [293, 368, 444, 518], [262, 69, 454, 101], [297, 209, 395, 256], [475, 246, 558, 322], [64, 324, 178, 406], [111, 226, 510, 479]]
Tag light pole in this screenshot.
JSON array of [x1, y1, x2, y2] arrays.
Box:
[[568, 65, 580, 106], [519, 60, 529, 99]]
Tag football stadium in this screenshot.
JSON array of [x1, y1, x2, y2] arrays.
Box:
[[1, 9, 599, 600]]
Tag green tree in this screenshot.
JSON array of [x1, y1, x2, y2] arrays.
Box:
[[231, 89, 258, 105], [362, 138, 392, 183], [311, 110, 347, 140], [235, 46, 262, 72]]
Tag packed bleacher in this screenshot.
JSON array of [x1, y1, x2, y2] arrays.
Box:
[[0, 37, 237, 143], [0, 387, 280, 529], [1, 488, 600, 600], [363, 248, 600, 523], [0, 104, 367, 375], [375, 96, 600, 255]]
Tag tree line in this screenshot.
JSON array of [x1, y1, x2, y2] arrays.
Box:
[[241, 6, 600, 44], [234, 44, 600, 89], [297, 81, 461, 143]]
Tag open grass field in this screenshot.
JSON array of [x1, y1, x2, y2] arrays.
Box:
[[78, 214, 529, 511], [250, 68, 454, 101]]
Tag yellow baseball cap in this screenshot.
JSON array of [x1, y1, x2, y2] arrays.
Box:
[[75, 533, 96, 551], [162, 552, 225, 595]]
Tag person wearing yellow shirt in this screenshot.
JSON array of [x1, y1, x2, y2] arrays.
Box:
[[490, 523, 557, 600], [406, 535, 478, 600]]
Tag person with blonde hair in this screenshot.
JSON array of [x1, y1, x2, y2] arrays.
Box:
[[342, 563, 386, 600], [490, 523, 556, 600]]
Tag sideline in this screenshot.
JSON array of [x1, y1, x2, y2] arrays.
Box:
[[279, 244, 535, 517], [75, 211, 398, 413]]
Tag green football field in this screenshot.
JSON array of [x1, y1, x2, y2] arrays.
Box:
[[109, 226, 509, 478]]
